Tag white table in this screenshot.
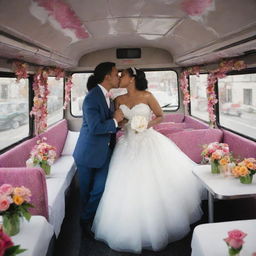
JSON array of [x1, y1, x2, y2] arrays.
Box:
[[191, 219, 256, 256], [1, 216, 54, 256], [192, 165, 256, 222]]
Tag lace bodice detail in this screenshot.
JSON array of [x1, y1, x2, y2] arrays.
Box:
[[119, 103, 151, 121]]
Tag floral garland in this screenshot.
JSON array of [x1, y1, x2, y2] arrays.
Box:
[[12, 61, 28, 81], [63, 76, 73, 110], [179, 66, 200, 108], [207, 60, 247, 126], [30, 69, 49, 135]]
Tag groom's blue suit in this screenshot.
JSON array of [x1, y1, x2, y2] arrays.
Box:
[[73, 85, 117, 222]]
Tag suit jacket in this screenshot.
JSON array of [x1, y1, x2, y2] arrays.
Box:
[[73, 85, 116, 168]]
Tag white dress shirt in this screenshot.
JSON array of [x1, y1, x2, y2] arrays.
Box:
[[98, 84, 118, 127]]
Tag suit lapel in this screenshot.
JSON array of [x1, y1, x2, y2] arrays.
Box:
[[96, 86, 109, 117]]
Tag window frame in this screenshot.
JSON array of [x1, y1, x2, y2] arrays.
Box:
[[216, 67, 256, 142], [70, 68, 180, 118], [0, 72, 34, 154]]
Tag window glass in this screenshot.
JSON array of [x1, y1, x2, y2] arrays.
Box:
[[190, 74, 209, 122], [0, 77, 29, 150], [47, 77, 63, 126], [218, 73, 256, 139], [145, 71, 178, 111], [71, 70, 179, 116], [71, 73, 92, 116]]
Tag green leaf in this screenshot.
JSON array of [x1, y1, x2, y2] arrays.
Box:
[[5, 245, 27, 256]]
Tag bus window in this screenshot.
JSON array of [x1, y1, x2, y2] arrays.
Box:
[[218, 73, 256, 139], [71, 73, 92, 116], [189, 74, 209, 122], [145, 70, 178, 111], [0, 77, 29, 150], [47, 77, 64, 126]]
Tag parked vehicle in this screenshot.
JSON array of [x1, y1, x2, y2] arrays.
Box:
[[220, 103, 242, 117], [0, 102, 28, 130]]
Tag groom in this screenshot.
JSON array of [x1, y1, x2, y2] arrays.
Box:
[[73, 62, 124, 236]]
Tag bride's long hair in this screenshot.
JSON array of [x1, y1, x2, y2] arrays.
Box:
[[127, 67, 148, 91]]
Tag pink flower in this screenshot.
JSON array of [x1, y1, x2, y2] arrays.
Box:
[[0, 184, 13, 196], [228, 229, 247, 240], [0, 228, 14, 256], [224, 229, 247, 250], [0, 196, 10, 211]]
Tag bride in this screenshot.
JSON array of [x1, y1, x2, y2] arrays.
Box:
[[92, 67, 203, 253]]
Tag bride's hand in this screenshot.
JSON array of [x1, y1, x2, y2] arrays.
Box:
[[118, 118, 128, 128]]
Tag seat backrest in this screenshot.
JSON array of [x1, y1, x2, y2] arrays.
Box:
[[167, 128, 223, 163], [222, 130, 256, 160], [0, 167, 49, 219]]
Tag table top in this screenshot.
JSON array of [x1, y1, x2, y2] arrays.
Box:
[[191, 219, 256, 256], [1, 216, 54, 256], [192, 165, 256, 199]]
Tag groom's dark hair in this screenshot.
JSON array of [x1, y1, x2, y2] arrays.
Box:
[[87, 62, 116, 91]]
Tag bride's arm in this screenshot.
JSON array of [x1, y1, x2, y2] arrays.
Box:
[[147, 93, 164, 128], [114, 96, 128, 128]]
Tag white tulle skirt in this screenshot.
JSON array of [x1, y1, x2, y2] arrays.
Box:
[[92, 128, 203, 253]]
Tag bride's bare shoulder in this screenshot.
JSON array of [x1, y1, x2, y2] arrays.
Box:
[[115, 94, 128, 104]]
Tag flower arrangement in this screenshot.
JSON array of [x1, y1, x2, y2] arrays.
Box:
[[232, 158, 256, 184], [26, 137, 57, 176], [206, 60, 247, 127], [179, 66, 200, 110], [30, 69, 49, 135], [12, 61, 28, 82], [224, 229, 247, 256], [201, 142, 230, 173], [0, 184, 33, 236], [63, 76, 73, 110], [131, 115, 148, 133], [0, 228, 26, 255]]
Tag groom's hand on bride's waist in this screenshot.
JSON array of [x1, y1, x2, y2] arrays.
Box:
[[113, 109, 124, 123]]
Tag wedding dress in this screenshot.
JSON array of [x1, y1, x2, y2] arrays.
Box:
[[92, 103, 203, 253]]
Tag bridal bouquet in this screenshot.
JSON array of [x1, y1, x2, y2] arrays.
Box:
[[224, 229, 247, 256], [232, 158, 256, 184], [201, 142, 230, 173], [131, 115, 148, 133], [0, 184, 33, 236], [0, 228, 26, 255], [26, 137, 56, 175]]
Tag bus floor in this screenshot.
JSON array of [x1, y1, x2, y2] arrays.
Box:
[[53, 175, 256, 256]]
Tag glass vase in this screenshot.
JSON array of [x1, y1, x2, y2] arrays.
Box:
[[239, 175, 253, 184], [40, 162, 51, 175], [211, 160, 220, 174], [3, 214, 20, 236]]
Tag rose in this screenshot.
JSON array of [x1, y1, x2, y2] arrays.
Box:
[[0, 185, 13, 196], [131, 115, 148, 133], [0, 228, 14, 256], [228, 230, 247, 240], [0, 197, 11, 211], [224, 229, 247, 250]]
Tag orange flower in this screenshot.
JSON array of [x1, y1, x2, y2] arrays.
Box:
[[220, 158, 229, 166], [232, 166, 241, 177], [246, 162, 254, 169], [42, 156, 48, 161], [13, 195, 24, 205], [239, 166, 250, 177]]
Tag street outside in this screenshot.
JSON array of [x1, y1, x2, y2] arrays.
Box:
[[192, 110, 256, 139], [0, 111, 62, 150]]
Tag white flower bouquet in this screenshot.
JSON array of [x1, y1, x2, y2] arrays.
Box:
[[130, 115, 148, 133]]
